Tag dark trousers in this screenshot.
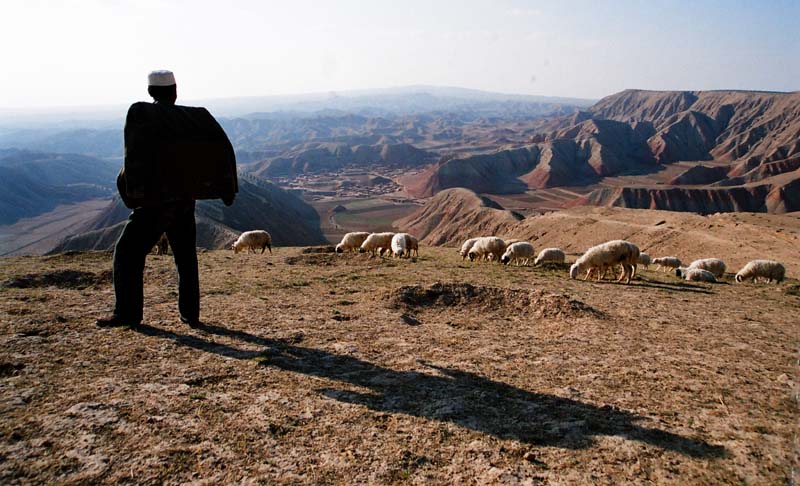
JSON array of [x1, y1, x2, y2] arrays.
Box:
[[112, 201, 199, 322]]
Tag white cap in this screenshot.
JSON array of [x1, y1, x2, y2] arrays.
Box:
[[147, 70, 176, 87]]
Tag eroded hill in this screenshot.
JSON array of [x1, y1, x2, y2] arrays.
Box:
[[405, 90, 800, 214]]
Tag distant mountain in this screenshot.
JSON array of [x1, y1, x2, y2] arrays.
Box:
[[406, 118, 656, 197], [405, 89, 800, 213], [0, 150, 116, 225], [246, 142, 435, 178], [51, 176, 327, 252], [198, 85, 594, 118]]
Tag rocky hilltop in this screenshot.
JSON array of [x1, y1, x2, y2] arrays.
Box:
[[394, 188, 522, 246], [406, 90, 800, 213]]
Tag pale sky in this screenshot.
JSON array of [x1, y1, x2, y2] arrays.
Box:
[[3, 0, 798, 109]]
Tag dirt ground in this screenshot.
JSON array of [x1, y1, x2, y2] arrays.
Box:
[[0, 247, 797, 484]]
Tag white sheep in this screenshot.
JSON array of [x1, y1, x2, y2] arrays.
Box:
[[534, 248, 565, 266], [735, 260, 786, 284], [677, 267, 717, 282], [569, 240, 640, 284], [652, 256, 682, 272], [683, 258, 726, 278], [500, 242, 535, 266], [459, 238, 479, 260], [468, 237, 507, 263], [637, 252, 651, 269], [360, 232, 395, 257], [335, 232, 370, 253], [232, 230, 272, 254], [391, 233, 411, 258]]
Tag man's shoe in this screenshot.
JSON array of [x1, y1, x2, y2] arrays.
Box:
[[180, 316, 202, 328], [96, 315, 140, 328]]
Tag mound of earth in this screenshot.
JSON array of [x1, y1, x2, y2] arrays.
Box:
[[388, 282, 602, 319], [2, 269, 110, 289], [394, 188, 522, 245]]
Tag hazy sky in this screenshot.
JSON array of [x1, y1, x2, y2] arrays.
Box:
[[3, 0, 798, 109]]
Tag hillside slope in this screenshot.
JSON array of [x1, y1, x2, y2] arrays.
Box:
[[394, 188, 523, 245], [0, 246, 796, 483], [396, 197, 800, 275], [0, 150, 116, 225], [52, 177, 327, 252]]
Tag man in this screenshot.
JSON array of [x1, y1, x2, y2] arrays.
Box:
[[97, 70, 236, 328]]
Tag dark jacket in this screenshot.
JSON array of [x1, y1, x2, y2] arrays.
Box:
[[118, 102, 237, 208]]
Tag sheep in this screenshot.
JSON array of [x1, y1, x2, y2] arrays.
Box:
[[500, 242, 535, 266], [467, 237, 506, 263], [335, 232, 370, 253], [360, 232, 395, 257], [534, 248, 565, 266], [652, 256, 681, 272], [735, 260, 786, 284], [232, 230, 272, 254], [569, 240, 640, 284], [637, 252, 651, 269], [677, 267, 717, 283], [391, 233, 412, 258], [682, 258, 726, 279], [408, 234, 420, 257], [154, 234, 169, 255], [459, 238, 479, 260]]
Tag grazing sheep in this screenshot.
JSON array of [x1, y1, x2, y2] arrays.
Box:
[[500, 242, 535, 266], [652, 256, 681, 272], [684, 258, 726, 278], [335, 232, 370, 253], [735, 260, 786, 284], [154, 234, 169, 255], [677, 267, 717, 283], [637, 252, 651, 269], [534, 248, 565, 266], [569, 240, 640, 284], [232, 230, 272, 254], [360, 232, 395, 256], [467, 237, 506, 263], [391, 233, 412, 258], [408, 234, 420, 257], [459, 238, 479, 260]]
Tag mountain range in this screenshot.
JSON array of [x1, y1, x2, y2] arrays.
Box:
[[403, 89, 800, 213]]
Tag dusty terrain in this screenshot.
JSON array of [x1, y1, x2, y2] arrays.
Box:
[[1, 244, 797, 484]]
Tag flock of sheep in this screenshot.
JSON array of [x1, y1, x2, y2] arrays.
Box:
[[230, 230, 787, 285], [456, 235, 786, 285]]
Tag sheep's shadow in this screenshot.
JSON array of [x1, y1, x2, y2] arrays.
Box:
[[133, 322, 726, 459], [578, 276, 715, 294]]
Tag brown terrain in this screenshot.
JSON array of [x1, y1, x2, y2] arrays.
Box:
[[402, 90, 800, 214], [396, 188, 800, 277], [1, 227, 797, 483]]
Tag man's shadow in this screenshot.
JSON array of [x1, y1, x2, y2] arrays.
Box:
[[134, 322, 726, 458]]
